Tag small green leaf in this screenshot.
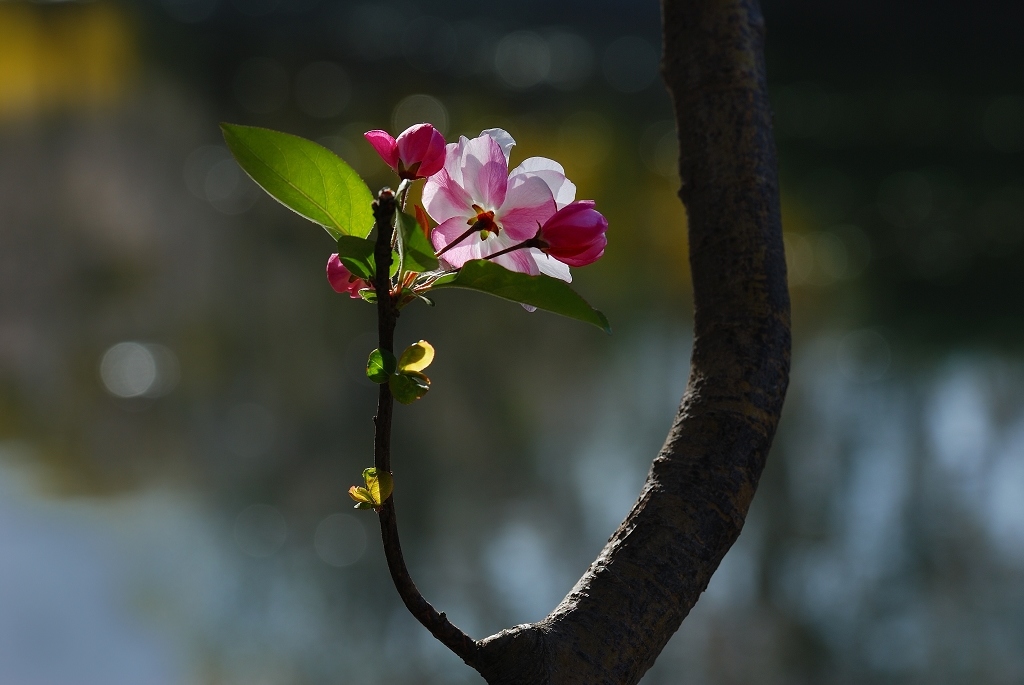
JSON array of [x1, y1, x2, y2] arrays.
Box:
[[359, 289, 378, 303], [390, 371, 430, 404], [363, 467, 393, 505], [390, 250, 401, 278], [348, 485, 375, 506], [335, 236, 399, 282], [398, 340, 434, 373], [366, 348, 397, 383], [397, 210, 439, 273], [348, 468, 394, 509], [336, 236, 376, 280], [221, 123, 374, 240], [432, 260, 611, 333]]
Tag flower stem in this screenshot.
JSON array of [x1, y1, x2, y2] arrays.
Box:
[[370, 188, 479, 668], [435, 224, 481, 258], [482, 238, 541, 261]]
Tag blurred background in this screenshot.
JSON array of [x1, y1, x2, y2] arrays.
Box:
[[1, 0, 1023, 683]]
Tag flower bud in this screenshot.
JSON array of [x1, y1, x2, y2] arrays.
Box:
[[327, 254, 368, 298], [364, 123, 446, 180], [535, 200, 608, 267]]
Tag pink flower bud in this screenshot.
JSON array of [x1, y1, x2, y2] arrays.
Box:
[[363, 123, 446, 180], [326, 254, 368, 298], [535, 200, 608, 267]]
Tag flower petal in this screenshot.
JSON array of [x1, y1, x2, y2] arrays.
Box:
[[458, 133, 508, 210], [363, 130, 399, 170], [529, 249, 573, 282], [431, 216, 481, 269], [480, 128, 516, 163], [493, 246, 540, 276], [509, 157, 577, 209], [442, 139, 466, 186], [422, 168, 474, 224], [497, 174, 557, 241], [396, 123, 446, 178]]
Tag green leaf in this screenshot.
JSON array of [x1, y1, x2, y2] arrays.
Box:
[[363, 467, 393, 505], [389, 371, 430, 404], [397, 211, 439, 273], [366, 348, 397, 384], [335, 236, 398, 282], [348, 467, 394, 509], [221, 123, 375, 240], [348, 486, 375, 506], [432, 260, 611, 333], [398, 340, 434, 373], [336, 236, 376, 280]]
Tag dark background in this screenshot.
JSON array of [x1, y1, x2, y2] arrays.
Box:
[[1, 1, 1022, 683]]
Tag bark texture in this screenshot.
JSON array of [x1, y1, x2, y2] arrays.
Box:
[[469, 0, 790, 681]]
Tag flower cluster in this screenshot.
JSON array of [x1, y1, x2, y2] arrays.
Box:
[[327, 123, 607, 293]]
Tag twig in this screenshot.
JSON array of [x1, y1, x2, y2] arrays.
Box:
[[370, 188, 480, 668]]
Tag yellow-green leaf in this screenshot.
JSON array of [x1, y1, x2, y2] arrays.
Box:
[[348, 485, 374, 505], [362, 467, 394, 505], [398, 340, 434, 373]]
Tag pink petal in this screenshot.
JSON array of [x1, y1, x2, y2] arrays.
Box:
[[396, 123, 446, 177], [493, 246, 539, 276], [422, 169, 474, 224], [363, 130, 399, 170], [497, 174, 557, 241], [416, 131, 447, 177], [431, 215, 471, 252], [326, 254, 365, 297], [431, 216, 481, 269], [458, 134, 508, 210], [445, 139, 467, 184], [509, 157, 577, 209]]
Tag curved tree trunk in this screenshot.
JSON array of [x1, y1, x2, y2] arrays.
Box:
[[467, 0, 791, 682]]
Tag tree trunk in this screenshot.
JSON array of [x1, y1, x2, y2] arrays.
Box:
[[468, 0, 790, 681]]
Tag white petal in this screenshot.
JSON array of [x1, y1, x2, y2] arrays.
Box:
[[481, 128, 516, 163], [530, 248, 572, 282], [509, 157, 576, 209], [510, 156, 564, 176]]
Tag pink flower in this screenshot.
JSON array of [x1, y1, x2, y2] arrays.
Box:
[[327, 254, 368, 298], [535, 200, 608, 267], [364, 123, 446, 180], [422, 128, 576, 281]]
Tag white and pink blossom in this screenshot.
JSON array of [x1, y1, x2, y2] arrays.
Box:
[[422, 129, 576, 282]]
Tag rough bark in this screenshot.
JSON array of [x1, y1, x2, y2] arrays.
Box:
[[468, 0, 790, 681]]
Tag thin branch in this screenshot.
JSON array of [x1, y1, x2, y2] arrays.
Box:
[[370, 189, 480, 667]]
